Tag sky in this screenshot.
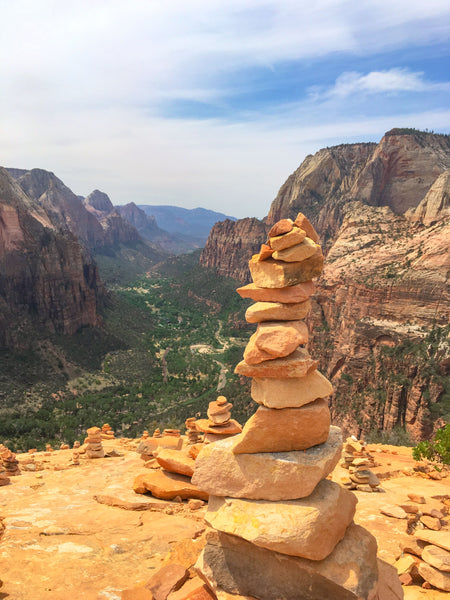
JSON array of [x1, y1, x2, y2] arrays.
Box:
[[1, 1, 450, 219]]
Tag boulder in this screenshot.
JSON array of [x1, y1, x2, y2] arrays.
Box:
[[133, 470, 209, 501], [155, 449, 196, 477], [269, 227, 306, 251], [272, 238, 319, 263], [422, 545, 450, 572], [191, 426, 342, 500], [248, 251, 324, 288], [251, 371, 333, 408], [245, 299, 311, 323], [205, 479, 356, 560], [418, 562, 450, 592], [236, 281, 315, 304], [231, 400, 330, 454], [195, 525, 378, 600], [235, 348, 317, 379]]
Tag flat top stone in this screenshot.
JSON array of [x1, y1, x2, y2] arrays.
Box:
[[236, 281, 316, 304], [415, 530, 450, 552]]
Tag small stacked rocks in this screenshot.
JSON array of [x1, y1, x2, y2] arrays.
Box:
[[192, 214, 382, 600], [85, 426, 105, 459], [163, 429, 181, 437], [0, 461, 10, 486], [340, 437, 380, 492], [60, 443, 70, 450], [71, 452, 80, 466], [0, 447, 20, 476], [101, 423, 115, 440], [195, 396, 242, 443], [152, 428, 162, 438], [185, 418, 201, 444], [45, 444, 53, 452], [73, 441, 81, 449]]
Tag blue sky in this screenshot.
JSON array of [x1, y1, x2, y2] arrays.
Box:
[[1, 1, 449, 218]]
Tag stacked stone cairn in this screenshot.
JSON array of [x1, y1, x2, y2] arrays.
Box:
[[0, 446, 20, 477], [340, 436, 381, 492], [195, 396, 242, 443], [85, 426, 105, 459], [101, 423, 115, 440], [0, 460, 10, 486], [192, 214, 382, 600], [185, 417, 201, 444]]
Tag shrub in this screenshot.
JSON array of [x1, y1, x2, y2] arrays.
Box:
[[412, 423, 450, 466]]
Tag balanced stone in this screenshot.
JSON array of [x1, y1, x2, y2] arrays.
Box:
[[205, 479, 356, 560], [195, 419, 242, 436], [243, 320, 309, 364], [268, 218, 294, 237], [236, 281, 315, 304], [248, 250, 324, 288], [235, 348, 318, 378], [191, 426, 342, 500], [251, 370, 333, 408], [270, 226, 306, 251], [415, 530, 450, 552], [207, 397, 233, 425], [196, 525, 378, 600], [231, 399, 330, 454], [133, 470, 209, 501], [245, 299, 311, 323], [155, 449, 196, 477], [293, 212, 319, 242], [256, 243, 274, 260], [272, 237, 319, 263]]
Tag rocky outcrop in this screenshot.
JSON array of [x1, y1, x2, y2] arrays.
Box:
[[200, 129, 450, 441], [0, 168, 104, 349], [200, 218, 267, 281], [83, 189, 114, 216]]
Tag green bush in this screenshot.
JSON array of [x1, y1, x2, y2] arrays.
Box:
[[412, 423, 450, 466]]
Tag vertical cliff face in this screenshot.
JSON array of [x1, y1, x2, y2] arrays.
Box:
[[199, 218, 267, 281], [0, 168, 104, 349], [200, 129, 450, 441]]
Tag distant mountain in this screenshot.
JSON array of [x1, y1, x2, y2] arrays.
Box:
[[137, 205, 236, 240]]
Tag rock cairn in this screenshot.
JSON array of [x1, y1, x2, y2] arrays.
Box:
[[85, 426, 105, 459], [101, 423, 115, 440], [192, 214, 382, 600], [0, 447, 20, 477], [340, 436, 381, 492], [195, 396, 242, 443], [185, 417, 201, 444], [0, 461, 10, 486]]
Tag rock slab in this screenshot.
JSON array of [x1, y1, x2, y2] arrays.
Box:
[[134, 470, 209, 501], [251, 370, 333, 408]]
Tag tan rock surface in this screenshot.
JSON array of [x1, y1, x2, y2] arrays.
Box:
[[205, 479, 356, 560], [248, 250, 324, 288], [155, 449, 196, 477], [145, 563, 189, 600], [235, 347, 317, 378], [236, 280, 315, 303], [191, 426, 342, 500], [243, 319, 309, 364], [269, 226, 306, 251], [133, 471, 209, 501], [245, 298, 311, 322], [272, 237, 319, 262], [251, 370, 333, 408], [418, 563, 450, 592], [242, 334, 274, 364], [415, 531, 450, 552], [422, 545, 450, 572], [196, 524, 378, 600], [231, 400, 330, 454]]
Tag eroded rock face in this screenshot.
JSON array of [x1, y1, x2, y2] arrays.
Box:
[[0, 168, 104, 349]]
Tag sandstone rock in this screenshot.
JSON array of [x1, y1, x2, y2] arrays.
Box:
[[188, 499, 205, 511], [380, 506, 408, 519], [418, 562, 450, 592], [231, 400, 330, 454], [254, 319, 308, 355], [235, 348, 317, 378], [145, 563, 189, 600], [293, 212, 319, 242], [251, 370, 333, 408], [399, 536, 426, 557], [155, 450, 195, 477], [236, 281, 315, 304], [133, 471, 209, 501], [268, 218, 293, 237], [374, 559, 405, 600], [245, 299, 311, 323], [248, 251, 324, 288], [191, 426, 342, 500], [168, 576, 216, 600], [399, 504, 419, 514], [206, 479, 356, 560], [138, 436, 183, 455], [394, 555, 416, 575], [121, 586, 154, 600], [408, 493, 426, 504], [415, 530, 450, 552], [422, 545, 450, 572], [194, 420, 242, 436], [256, 243, 273, 261], [272, 237, 319, 263], [421, 515, 442, 531], [196, 525, 378, 600], [188, 444, 203, 460], [269, 226, 306, 251], [242, 334, 275, 364]]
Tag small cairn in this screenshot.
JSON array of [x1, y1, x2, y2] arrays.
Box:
[[340, 436, 380, 492], [195, 396, 242, 443], [45, 444, 53, 453], [60, 443, 70, 450], [152, 428, 162, 438], [163, 429, 181, 437], [0, 461, 10, 486], [71, 452, 80, 466], [185, 417, 201, 444], [85, 426, 105, 459], [73, 441, 81, 449], [101, 423, 115, 440], [192, 214, 386, 599], [0, 447, 20, 476]]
